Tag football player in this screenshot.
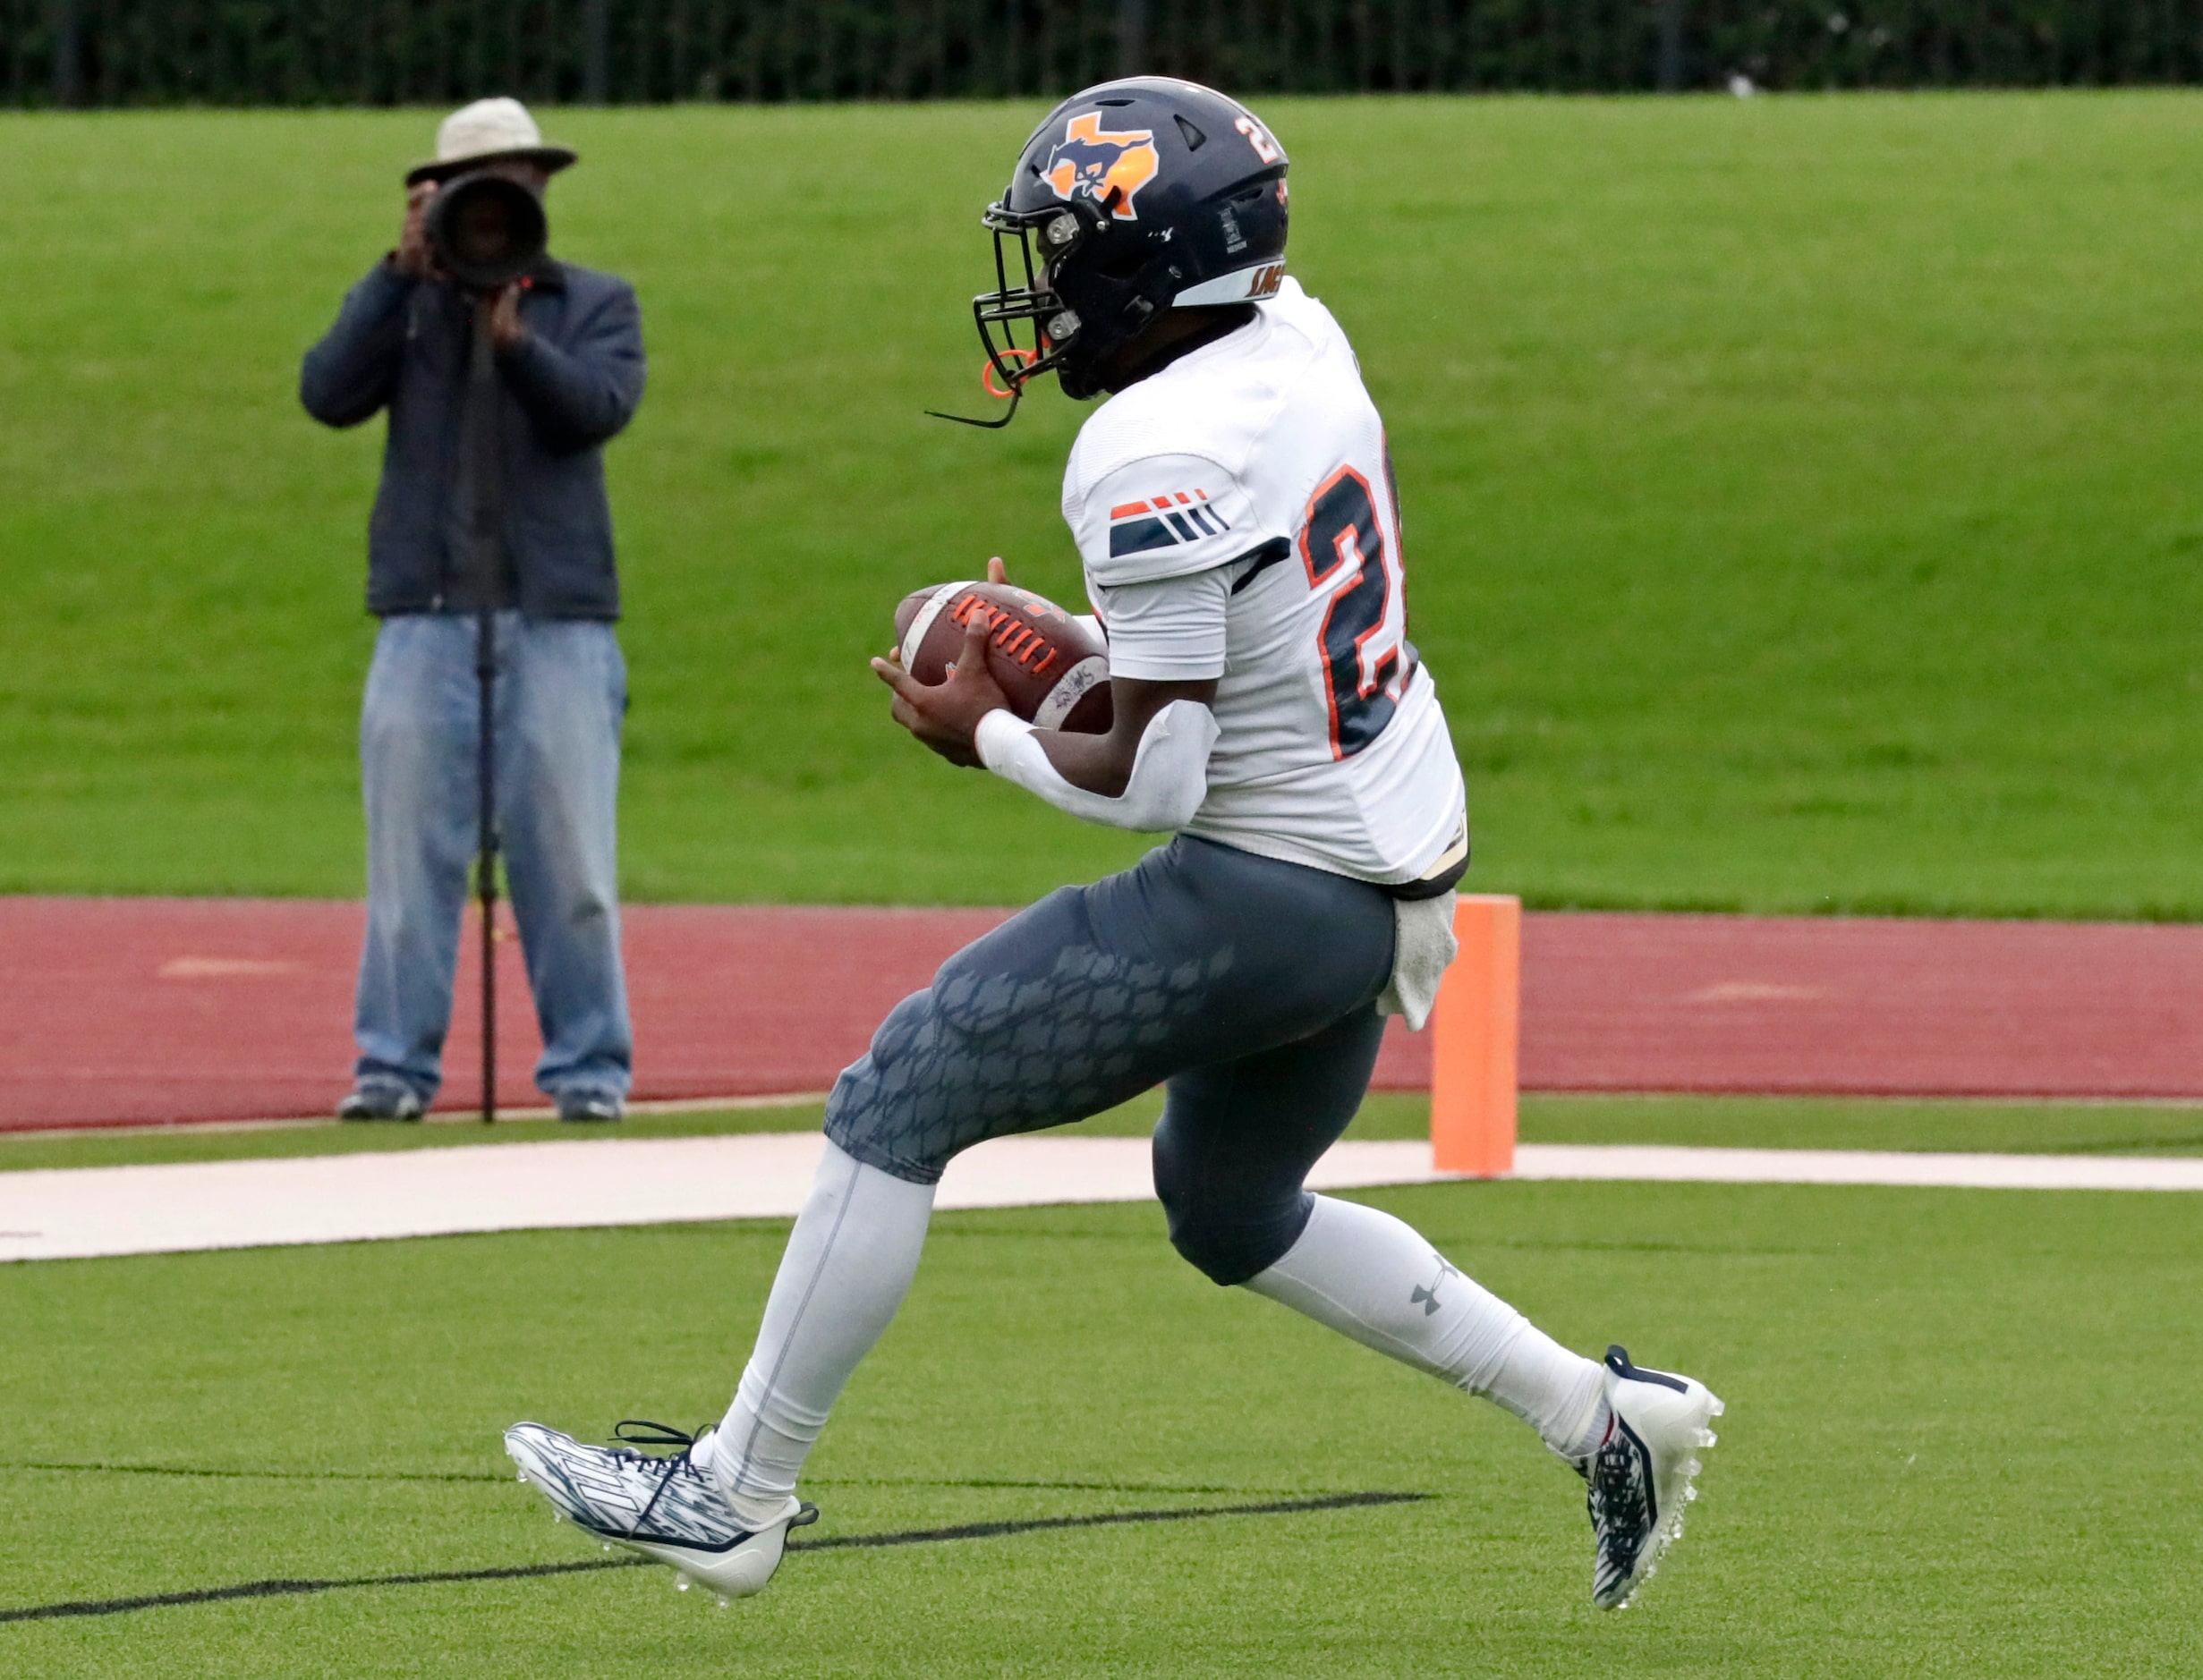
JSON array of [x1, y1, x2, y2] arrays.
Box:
[[507, 79, 1721, 1613]]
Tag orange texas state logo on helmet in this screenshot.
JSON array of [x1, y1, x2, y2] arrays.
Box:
[[1044, 112, 1160, 221]]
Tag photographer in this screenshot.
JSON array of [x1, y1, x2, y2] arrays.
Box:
[[301, 98, 645, 1124]]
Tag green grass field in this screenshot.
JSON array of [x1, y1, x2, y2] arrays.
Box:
[[4, 1173, 2198, 1676], [4, 92, 2201, 916], [8, 1090, 2203, 1173], [8, 1096, 2198, 1673]]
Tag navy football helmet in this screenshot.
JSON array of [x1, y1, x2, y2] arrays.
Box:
[[957, 78, 1290, 415]]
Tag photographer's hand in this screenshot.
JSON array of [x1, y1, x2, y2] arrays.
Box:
[[488, 283, 528, 350], [394, 181, 438, 280]]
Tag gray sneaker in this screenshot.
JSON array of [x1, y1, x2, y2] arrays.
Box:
[[556, 1090, 625, 1124], [506, 1420, 816, 1603], [336, 1084, 425, 1123]]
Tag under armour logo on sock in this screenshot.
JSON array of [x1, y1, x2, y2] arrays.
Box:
[[1409, 1255, 1459, 1317]]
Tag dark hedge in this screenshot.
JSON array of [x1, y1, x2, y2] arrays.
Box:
[[8, 0, 2203, 107]]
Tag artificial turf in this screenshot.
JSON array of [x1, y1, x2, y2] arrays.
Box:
[[3, 1177, 2197, 1676], [3, 93, 2200, 918]]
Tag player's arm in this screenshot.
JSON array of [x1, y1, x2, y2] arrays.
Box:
[[873, 454, 1250, 826], [1020, 674, 1218, 797], [872, 559, 1225, 830], [872, 603, 1214, 792]]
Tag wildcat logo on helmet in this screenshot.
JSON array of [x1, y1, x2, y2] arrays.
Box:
[[1044, 112, 1160, 221]]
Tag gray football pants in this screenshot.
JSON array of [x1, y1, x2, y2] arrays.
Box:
[[822, 835, 1398, 1285]]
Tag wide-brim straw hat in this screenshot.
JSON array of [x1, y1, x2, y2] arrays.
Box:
[[405, 97, 578, 186]]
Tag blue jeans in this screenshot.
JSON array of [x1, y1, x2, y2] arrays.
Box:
[[353, 611, 633, 1105]]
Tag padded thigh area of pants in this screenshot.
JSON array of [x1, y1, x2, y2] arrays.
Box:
[[823, 836, 1396, 1185]]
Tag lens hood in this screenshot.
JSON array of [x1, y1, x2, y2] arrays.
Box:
[[425, 172, 548, 292]]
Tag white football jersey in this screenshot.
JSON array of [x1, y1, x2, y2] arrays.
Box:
[[1061, 278, 1465, 886]]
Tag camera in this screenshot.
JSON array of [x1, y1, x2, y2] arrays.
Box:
[[425, 171, 548, 292]]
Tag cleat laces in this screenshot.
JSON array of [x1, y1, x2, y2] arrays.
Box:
[[608, 1420, 712, 1536]]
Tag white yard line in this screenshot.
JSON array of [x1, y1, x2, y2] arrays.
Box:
[[2, 1134, 2199, 1264]]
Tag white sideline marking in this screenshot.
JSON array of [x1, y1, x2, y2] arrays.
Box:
[[1506, 1143, 2203, 1192], [1, 1135, 2199, 1264]]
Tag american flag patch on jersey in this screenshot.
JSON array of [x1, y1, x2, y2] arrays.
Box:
[[1107, 490, 1230, 557]]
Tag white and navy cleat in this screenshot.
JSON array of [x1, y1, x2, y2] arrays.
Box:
[[1577, 1345, 1723, 1610], [505, 1420, 817, 1604]]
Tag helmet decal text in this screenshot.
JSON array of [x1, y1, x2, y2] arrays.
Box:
[[1235, 114, 1282, 165], [1044, 112, 1161, 221]]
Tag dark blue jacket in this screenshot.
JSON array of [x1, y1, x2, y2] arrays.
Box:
[[300, 259, 645, 620]]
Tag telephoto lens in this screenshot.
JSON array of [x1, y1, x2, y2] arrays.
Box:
[[425, 171, 549, 292]]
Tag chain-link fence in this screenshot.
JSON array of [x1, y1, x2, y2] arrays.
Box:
[[7, 0, 2203, 107]]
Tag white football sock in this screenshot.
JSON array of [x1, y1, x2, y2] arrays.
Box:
[[1244, 1195, 1610, 1459], [702, 1139, 936, 1529]]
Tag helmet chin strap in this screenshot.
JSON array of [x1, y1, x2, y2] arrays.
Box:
[[924, 385, 1023, 430], [927, 342, 1061, 428]]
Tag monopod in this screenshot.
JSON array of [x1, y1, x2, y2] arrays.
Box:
[[474, 588, 498, 1126], [464, 298, 502, 1125], [430, 170, 548, 1126]]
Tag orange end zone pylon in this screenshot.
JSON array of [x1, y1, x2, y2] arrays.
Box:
[[1430, 894, 1521, 1177]]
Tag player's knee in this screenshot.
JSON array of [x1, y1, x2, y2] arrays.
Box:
[[1154, 1163, 1313, 1286], [1162, 1190, 1314, 1286]]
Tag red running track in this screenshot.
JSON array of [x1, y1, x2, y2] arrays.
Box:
[[2, 897, 2199, 1131]]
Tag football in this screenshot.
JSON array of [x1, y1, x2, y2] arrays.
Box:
[[892, 581, 1114, 734]]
